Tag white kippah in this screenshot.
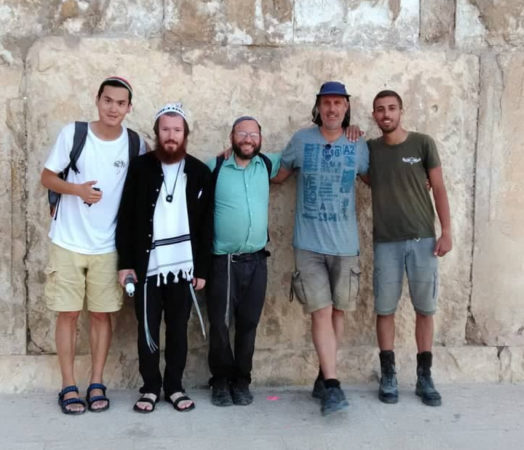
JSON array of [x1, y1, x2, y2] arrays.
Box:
[[154, 102, 188, 122]]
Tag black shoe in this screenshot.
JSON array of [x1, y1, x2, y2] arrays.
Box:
[[211, 380, 233, 407], [416, 352, 442, 407], [415, 374, 441, 406], [231, 381, 253, 406], [378, 350, 398, 404], [321, 386, 349, 416], [312, 377, 326, 399]]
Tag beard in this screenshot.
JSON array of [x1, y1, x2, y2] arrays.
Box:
[[154, 137, 187, 164], [232, 141, 261, 161], [378, 119, 399, 134]]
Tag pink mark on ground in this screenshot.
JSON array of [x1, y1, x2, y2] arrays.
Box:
[[266, 396, 280, 401]]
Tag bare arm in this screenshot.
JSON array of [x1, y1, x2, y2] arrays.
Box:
[[428, 166, 452, 257], [271, 166, 293, 184], [41, 168, 102, 204]]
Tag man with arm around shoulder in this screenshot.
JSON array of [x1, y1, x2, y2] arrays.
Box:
[[273, 81, 369, 416], [367, 90, 452, 407], [206, 116, 280, 407]]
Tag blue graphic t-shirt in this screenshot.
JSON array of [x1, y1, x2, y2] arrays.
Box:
[[281, 127, 369, 256]]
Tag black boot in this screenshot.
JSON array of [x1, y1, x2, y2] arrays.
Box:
[[378, 350, 398, 404], [415, 352, 442, 406]]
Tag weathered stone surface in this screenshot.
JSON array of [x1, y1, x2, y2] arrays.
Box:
[[420, 0, 455, 44], [4, 1, 524, 389], [500, 347, 524, 383], [24, 38, 477, 367], [471, 53, 524, 346], [456, 0, 524, 48], [293, 0, 419, 47], [0, 0, 162, 41], [164, 0, 293, 46], [0, 61, 26, 355]]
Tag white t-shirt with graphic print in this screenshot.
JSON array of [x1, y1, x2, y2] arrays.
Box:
[[44, 122, 144, 254]]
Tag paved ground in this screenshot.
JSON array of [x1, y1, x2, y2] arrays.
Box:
[[2, 383, 524, 449]]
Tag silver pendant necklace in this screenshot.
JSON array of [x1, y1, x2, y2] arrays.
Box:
[[162, 163, 182, 203]]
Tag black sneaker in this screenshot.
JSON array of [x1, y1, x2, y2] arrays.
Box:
[[231, 381, 253, 406], [321, 386, 349, 416], [312, 377, 326, 399], [211, 380, 233, 407]]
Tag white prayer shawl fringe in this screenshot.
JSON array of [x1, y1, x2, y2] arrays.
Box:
[[142, 161, 207, 352]]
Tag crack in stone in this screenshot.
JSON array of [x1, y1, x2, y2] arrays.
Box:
[[465, 53, 482, 346], [496, 346, 506, 358]]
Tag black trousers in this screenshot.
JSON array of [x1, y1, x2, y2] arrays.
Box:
[[134, 274, 192, 397], [206, 251, 268, 385]]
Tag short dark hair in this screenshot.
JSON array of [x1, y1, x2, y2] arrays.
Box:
[[311, 98, 351, 128], [373, 90, 403, 111], [97, 78, 133, 104], [153, 112, 190, 138]]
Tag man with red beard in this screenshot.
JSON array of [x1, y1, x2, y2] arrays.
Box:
[[367, 90, 451, 407], [206, 116, 280, 406], [116, 103, 213, 413]]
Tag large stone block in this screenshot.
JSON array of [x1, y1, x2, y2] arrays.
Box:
[[0, 345, 502, 393], [164, 0, 293, 46], [0, 60, 26, 355], [471, 53, 524, 346], [293, 0, 419, 47], [420, 0, 455, 44], [0, 0, 163, 41], [456, 0, 524, 48], [24, 39, 476, 384]]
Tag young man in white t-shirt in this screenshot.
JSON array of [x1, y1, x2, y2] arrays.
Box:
[[41, 76, 145, 414]]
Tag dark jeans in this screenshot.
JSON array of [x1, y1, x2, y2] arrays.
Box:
[[206, 250, 268, 385], [134, 274, 192, 397]]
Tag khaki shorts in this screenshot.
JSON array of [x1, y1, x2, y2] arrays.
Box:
[[291, 248, 361, 314], [44, 243, 123, 313]]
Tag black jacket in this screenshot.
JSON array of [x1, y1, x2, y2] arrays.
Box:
[[116, 152, 213, 282]]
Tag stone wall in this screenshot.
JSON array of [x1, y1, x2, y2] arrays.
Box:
[[1, 0, 523, 392]]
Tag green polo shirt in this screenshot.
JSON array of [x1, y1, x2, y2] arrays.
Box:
[[207, 153, 281, 255]]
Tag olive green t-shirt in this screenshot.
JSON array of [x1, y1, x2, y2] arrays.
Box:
[[368, 132, 441, 243]]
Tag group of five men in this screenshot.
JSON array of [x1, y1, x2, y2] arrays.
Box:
[[41, 76, 451, 417]]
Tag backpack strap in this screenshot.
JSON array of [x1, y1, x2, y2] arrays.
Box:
[[68, 121, 88, 174], [258, 153, 273, 180], [213, 153, 272, 184], [127, 128, 140, 160], [212, 155, 226, 186]]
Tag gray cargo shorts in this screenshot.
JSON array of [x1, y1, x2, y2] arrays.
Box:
[[290, 248, 361, 314]]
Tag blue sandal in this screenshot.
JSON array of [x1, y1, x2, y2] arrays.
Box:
[[58, 385, 86, 415], [86, 383, 110, 412]]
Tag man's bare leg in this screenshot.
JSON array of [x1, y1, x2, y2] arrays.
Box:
[[415, 313, 433, 352], [56, 311, 83, 412], [88, 311, 112, 410], [311, 306, 337, 379], [376, 314, 395, 351]]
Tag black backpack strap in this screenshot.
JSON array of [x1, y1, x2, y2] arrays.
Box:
[[68, 121, 88, 174], [258, 153, 273, 243], [258, 153, 273, 180], [127, 128, 140, 160], [212, 155, 226, 186]]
